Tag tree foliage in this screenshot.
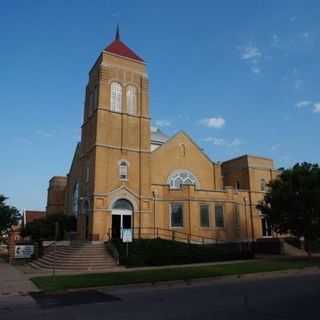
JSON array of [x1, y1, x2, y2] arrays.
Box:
[[0, 194, 21, 237], [257, 162, 320, 253], [21, 213, 77, 242]]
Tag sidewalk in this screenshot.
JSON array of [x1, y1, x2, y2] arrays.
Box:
[[0, 258, 39, 296], [19, 258, 254, 278]]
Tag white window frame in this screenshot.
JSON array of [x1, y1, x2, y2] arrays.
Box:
[[110, 82, 122, 112], [167, 170, 199, 189], [118, 160, 129, 181], [72, 182, 80, 216], [126, 85, 137, 115]]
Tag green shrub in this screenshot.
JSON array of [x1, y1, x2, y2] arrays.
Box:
[[112, 239, 254, 267]]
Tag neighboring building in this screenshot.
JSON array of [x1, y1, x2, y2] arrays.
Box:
[[23, 210, 45, 226], [46, 29, 279, 242]]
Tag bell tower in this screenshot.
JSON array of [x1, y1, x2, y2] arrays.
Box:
[[79, 28, 152, 240]]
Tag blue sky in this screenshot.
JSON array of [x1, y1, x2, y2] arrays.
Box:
[[1, 1, 319, 210]]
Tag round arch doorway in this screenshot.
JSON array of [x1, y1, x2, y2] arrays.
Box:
[[111, 199, 133, 239]]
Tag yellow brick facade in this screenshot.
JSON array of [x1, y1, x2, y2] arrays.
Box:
[[46, 33, 279, 242]]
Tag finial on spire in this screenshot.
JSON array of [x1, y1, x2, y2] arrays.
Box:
[[115, 24, 120, 41]]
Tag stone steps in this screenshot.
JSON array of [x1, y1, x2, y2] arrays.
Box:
[[29, 242, 119, 272]]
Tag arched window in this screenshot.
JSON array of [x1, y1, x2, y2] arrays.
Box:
[[110, 82, 122, 112], [260, 179, 267, 192], [112, 199, 133, 211], [168, 170, 199, 189], [126, 85, 137, 115], [119, 160, 128, 180], [72, 182, 79, 216]]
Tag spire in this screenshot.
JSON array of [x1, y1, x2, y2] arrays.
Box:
[[104, 26, 144, 62], [115, 24, 120, 41]]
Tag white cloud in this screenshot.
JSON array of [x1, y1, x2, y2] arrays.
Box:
[[295, 100, 320, 114], [203, 137, 242, 148], [238, 44, 262, 74], [313, 103, 320, 113], [154, 120, 171, 127], [296, 100, 312, 108], [240, 45, 262, 60], [251, 66, 261, 74], [199, 117, 225, 129]]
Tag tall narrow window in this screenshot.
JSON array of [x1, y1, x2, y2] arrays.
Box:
[[126, 85, 137, 115], [110, 82, 122, 112], [260, 179, 267, 192], [200, 204, 210, 227], [215, 205, 224, 227], [119, 161, 128, 180], [170, 203, 183, 227], [72, 182, 79, 216]]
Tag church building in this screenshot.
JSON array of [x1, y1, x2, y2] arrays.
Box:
[[46, 30, 279, 243]]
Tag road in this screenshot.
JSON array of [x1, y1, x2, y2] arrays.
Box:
[[1, 271, 320, 320]]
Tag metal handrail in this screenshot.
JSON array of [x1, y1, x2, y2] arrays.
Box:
[[107, 226, 225, 245]]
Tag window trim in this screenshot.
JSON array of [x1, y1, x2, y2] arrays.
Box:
[[167, 169, 200, 190], [169, 202, 184, 228], [110, 82, 122, 113], [126, 85, 138, 115], [118, 160, 129, 181]]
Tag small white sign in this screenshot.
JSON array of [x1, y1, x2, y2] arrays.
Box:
[[122, 229, 133, 243], [15, 245, 34, 259]]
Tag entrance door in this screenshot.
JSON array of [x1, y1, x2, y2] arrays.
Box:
[[123, 215, 132, 229], [112, 215, 121, 239], [111, 199, 134, 240]]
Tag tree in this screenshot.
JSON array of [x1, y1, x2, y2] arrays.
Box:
[[20, 213, 77, 242], [0, 194, 21, 238], [257, 162, 320, 256]]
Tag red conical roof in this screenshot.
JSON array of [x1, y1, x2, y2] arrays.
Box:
[[104, 40, 144, 62], [104, 27, 144, 62]]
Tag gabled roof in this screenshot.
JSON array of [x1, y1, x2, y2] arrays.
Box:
[[151, 128, 169, 144], [152, 130, 214, 164], [104, 26, 144, 62]]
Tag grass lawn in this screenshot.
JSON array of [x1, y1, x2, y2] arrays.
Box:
[[31, 258, 320, 292]]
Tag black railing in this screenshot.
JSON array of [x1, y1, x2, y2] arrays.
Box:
[[107, 227, 229, 245]]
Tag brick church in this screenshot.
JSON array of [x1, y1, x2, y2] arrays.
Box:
[[46, 29, 279, 242]]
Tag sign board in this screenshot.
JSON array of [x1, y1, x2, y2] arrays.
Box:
[[122, 229, 133, 243], [15, 245, 34, 259]]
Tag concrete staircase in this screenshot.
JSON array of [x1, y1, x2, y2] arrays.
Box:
[[29, 241, 119, 272]]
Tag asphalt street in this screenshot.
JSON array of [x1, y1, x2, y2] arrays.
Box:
[[1, 271, 320, 320]]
